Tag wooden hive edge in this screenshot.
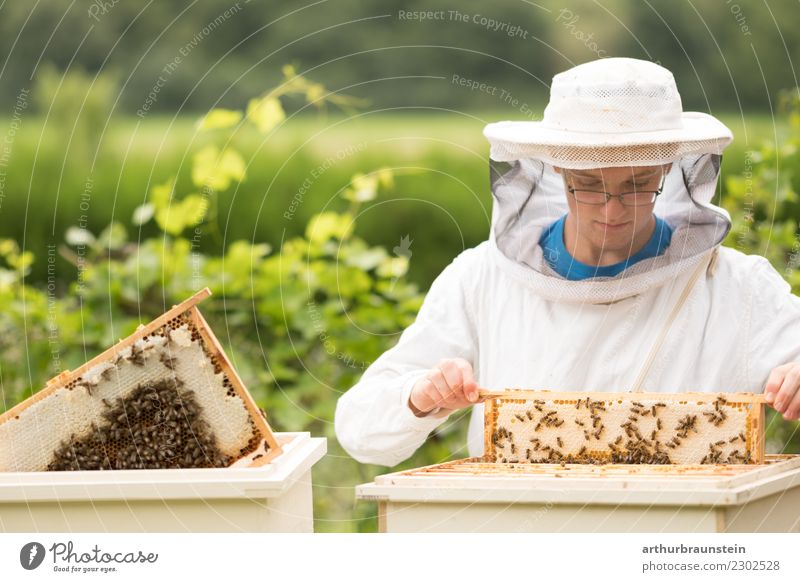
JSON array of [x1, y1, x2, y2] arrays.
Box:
[[187, 305, 283, 464]]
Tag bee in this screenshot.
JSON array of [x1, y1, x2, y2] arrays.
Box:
[[651, 405, 657, 416], [129, 343, 146, 367], [253, 454, 263, 460], [656, 418, 662, 430], [102, 398, 113, 408], [159, 352, 177, 371], [555, 420, 564, 427], [556, 437, 563, 448], [632, 401, 644, 407], [651, 430, 657, 441], [739, 432, 746, 442], [534, 404, 544, 412], [614, 436, 623, 445], [526, 410, 533, 421], [575, 419, 585, 426], [100, 366, 115, 382], [515, 414, 526, 422]]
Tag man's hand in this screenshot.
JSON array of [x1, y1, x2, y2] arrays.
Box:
[[408, 357, 482, 417], [764, 362, 800, 421]]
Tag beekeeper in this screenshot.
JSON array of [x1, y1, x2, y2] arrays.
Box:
[[335, 57, 800, 467]]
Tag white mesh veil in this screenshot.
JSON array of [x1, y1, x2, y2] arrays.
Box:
[[487, 153, 731, 304]]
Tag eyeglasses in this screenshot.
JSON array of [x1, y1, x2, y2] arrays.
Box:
[[563, 171, 667, 207]]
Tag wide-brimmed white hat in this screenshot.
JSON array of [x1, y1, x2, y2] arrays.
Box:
[[484, 57, 733, 169]]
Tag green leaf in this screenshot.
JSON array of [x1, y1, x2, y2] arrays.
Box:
[[149, 179, 175, 210], [155, 194, 208, 235], [246, 96, 285, 133], [377, 256, 409, 279], [197, 108, 242, 130], [344, 247, 387, 271], [342, 172, 379, 203], [191, 145, 247, 191], [97, 222, 127, 250], [305, 212, 353, 243]]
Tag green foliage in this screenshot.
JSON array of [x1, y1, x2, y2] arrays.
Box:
[[723, 88, 800, 454]]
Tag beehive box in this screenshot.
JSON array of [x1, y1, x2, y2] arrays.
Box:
[[0, 288, 282, 472], [0, 431, 326, 532], [483, 389, 765, 465], [357, 454, 800, 532]]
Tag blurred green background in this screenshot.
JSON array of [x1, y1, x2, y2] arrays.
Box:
[[1, 0, 799, 532]]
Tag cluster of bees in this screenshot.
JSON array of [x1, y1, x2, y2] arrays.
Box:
[[47, 377, 231, 471], [491, 395, 751, 465]]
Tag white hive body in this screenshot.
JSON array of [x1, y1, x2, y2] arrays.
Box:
[[0, 289, 282, 472], [484, 390, 765, 465]]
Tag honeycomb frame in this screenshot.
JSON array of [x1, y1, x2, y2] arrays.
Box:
[[483, 389, 766, 465], [0, 288, 282, 471]]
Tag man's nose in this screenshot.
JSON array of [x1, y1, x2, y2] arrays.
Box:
[[602, 196, 629, 221]]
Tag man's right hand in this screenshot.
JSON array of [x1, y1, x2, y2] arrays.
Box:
[[408, 357, 482, 417]]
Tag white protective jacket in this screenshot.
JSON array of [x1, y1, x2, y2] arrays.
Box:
[[334, 150, 800, 467]]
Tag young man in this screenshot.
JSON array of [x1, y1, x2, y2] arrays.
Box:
[[335, 57, 800, 467]]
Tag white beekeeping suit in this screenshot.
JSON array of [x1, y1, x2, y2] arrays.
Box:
[[335, 57, 800, 467]]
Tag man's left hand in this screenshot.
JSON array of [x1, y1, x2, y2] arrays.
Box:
[[764, 362, 800, 420]]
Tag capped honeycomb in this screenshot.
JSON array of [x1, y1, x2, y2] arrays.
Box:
[[483, 389, 765, 465], [0, 288, 282, 471]]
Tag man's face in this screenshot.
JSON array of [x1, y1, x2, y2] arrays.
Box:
[[554, 164, 671, 253]]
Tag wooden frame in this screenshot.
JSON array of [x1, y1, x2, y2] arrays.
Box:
[[0, 287, 282, 469], [481, 389, 766, 465]]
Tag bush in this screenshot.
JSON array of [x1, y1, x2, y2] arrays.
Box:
[[723, 88, 800, 454]]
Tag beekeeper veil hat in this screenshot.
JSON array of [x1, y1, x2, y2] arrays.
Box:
[[483, 57, 734, 304]]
